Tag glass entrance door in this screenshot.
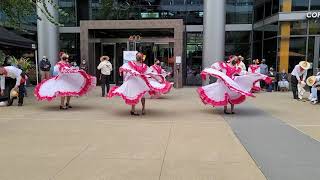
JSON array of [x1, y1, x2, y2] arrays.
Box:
[[99, 43, 116, 84]]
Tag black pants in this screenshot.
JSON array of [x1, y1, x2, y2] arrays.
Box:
[[6, 79, 24, 105], [101, 74, 110, 97], [291, 77, 299, 99]]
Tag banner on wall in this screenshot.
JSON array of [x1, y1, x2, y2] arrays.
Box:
[[123, 51, 138, 64]]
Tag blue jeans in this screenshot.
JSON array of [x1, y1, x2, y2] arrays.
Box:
[[310, 87, 318, 101]]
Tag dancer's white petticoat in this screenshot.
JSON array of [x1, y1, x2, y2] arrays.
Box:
[[197, 62, 271, 107], [248, 64, 261, 91], [108, 61, 171, 105], [34, 62, 96, 101], [150, 64, 173, 98]]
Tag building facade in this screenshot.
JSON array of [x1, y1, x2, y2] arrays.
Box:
[[253, 0, 320, 75], [55, 0, 253, 87], [2, 0, 318, 87]]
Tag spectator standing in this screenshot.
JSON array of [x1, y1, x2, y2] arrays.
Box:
[[291, 60, 310, 100], [97, 56, 113, 97], [40, 56, 51, 80], [80, 59, 88, 72], [260, 59, 268, 89]]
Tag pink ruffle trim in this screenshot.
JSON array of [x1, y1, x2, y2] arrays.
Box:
[[197, 87, 246, 106], [34, 70, 94, 101], [200, 71, 254, 98], [250, 76, 272, 92], [107, 86, 148, 105]]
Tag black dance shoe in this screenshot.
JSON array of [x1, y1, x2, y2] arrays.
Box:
[[130, 111, 140, 116], [66, 103, 72, 108]]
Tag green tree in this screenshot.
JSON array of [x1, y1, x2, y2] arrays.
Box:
[[0, 0, 68, 29]]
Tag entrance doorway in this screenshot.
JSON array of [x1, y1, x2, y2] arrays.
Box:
[[81, 20, 184, 87], [92, 40, 175, 85]]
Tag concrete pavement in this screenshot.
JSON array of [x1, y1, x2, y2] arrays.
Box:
[[0, 87, 265, 180]]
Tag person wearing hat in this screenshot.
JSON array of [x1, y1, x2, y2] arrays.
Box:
[[307, 72, 320, 104], [40, 56, 51, 81], [97, 56, 113, 97], [0, 66, 25, 106], [236, 55, 247, 75], [290, 60, 310, 100]]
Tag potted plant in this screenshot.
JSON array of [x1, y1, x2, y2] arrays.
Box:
[[11, 56, 37, 85]]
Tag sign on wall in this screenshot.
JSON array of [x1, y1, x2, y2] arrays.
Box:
[[123, 51, 138, 64], [306, 12, 320, 19]]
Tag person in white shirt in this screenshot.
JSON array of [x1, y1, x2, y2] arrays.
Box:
[[290, 60, 310, 100], [0, 66, 25, 106], [307, 73, 320, 104], [237, 55, 247, 75], [97, 56, 113, 97]]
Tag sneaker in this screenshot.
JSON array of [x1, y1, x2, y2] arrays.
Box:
[[312, 101, 318, 105]]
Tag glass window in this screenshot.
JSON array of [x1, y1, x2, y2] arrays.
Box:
[[253, 30, 263, 59], [60, 33, 80, 64], [290, 21, 307, 35], [59, 0, 77, 26], [225, 31, 251, 60], [264, 22, 279, 39], [186, 32, 203, 86], [254, 0, 264, 22], [291, 0, 309, 11], [226, 0, 253, 24], [226, 31, 251, 44], [288, 37, 307, 72], [309, 19, 320, 35], [310, 0, 320, 10], [265, 0, 272, 17], [88, 0, 203, 25], [308, 37, 315, 63], [263, 38, 278, 69], [272, 0, 280, 14]]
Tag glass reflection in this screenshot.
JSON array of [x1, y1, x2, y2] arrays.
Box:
[[88, 0, 203, 24], [59, 0, 77, 26], [310, 0, 320, 10], [226, 0, 253, 24]]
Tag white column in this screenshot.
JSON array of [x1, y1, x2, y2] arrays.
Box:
[[203, 0, 226, 84], [37, 0, 59, 67]]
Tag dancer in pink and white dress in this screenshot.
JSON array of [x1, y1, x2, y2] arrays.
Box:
[[197, 56, 271, 114], [149, 59, 173, 98], [34, 53, 96, 110], [248, 59, 261, 92], [108, 53, 171, 116]]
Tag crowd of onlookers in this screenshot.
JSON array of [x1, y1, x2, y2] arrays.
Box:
[[249, 58, 320, 105]]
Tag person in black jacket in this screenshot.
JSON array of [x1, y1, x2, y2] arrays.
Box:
[[40, 56, 51, 80]]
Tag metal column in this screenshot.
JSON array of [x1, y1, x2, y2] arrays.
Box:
[[37, 0, 59, 67]]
